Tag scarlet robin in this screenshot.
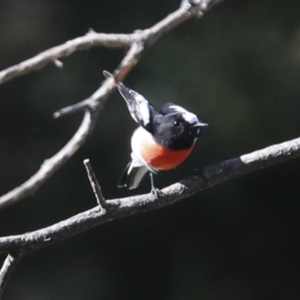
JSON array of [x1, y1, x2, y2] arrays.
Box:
[[103, 71, 208, 196]]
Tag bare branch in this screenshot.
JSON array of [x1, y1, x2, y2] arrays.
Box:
[[53, 41, 144, 118], [54, 0, 225, 116], [84, 159, 106, 210], [0, 0, 222, 86], [0, 136, 299, 254], [0, 110, 98, 209], [0, 32, 132, 85], [0, 254, 21, 299]]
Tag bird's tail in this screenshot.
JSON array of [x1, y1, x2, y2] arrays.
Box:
[[118, 160, 149, 190]]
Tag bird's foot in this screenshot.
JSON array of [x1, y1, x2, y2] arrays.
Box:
[[149, 172, 163, 199], [151, 187, 164, 199]]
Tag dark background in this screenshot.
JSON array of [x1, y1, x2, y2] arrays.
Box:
[[0, 0, 300, 299]]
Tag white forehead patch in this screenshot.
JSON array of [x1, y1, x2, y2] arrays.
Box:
[[169, 105, 199, 124]]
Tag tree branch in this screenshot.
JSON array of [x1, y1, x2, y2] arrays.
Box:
[[0, 109, 98, 209], [0, 254, 21, 299], [0, 0, 222, 86], [0, 136, 299, 254], [0, 31, 132, 85], [53, 41, 144, 118]]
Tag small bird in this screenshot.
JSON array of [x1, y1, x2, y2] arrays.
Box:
[[103, 71, 208, 196]]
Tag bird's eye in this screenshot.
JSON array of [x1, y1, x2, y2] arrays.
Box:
[[174, 120, 180, 127]]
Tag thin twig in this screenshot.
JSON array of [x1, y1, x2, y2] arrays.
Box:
[[53, 42, 144, 118], [0, 31, 132, 85], [0, 110, 98, 209], [0, 254, 21, 299], [84, 159, 106, 210], [0, 135, 299, 254]]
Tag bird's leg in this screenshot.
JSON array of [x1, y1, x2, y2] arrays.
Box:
[[150, 172, 163, 198]]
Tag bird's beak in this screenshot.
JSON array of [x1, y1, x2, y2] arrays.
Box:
[[190, 121, 208, 137], [193, 121, 208, 128]]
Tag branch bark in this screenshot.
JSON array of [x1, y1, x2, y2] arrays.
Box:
[[0, 136, 299, 254]]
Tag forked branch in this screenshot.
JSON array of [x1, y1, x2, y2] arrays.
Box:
[[0, 0, 222, 86]]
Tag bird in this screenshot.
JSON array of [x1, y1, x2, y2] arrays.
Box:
[[103, 71, 208, 196]]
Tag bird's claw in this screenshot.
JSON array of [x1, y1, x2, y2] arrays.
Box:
[[151, 187, 163, 199]]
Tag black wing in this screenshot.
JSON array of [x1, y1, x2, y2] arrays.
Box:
[[117, 82, 157, 130], [103, 71, 156, 131]]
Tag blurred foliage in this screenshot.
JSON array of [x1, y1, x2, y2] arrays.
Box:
[[0, 0, 300, 299]]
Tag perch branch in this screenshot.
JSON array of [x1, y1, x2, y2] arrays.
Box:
[[0, 135, 299, 254]]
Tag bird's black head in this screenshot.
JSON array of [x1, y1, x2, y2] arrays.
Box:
[[152, 103, 208, 150]]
